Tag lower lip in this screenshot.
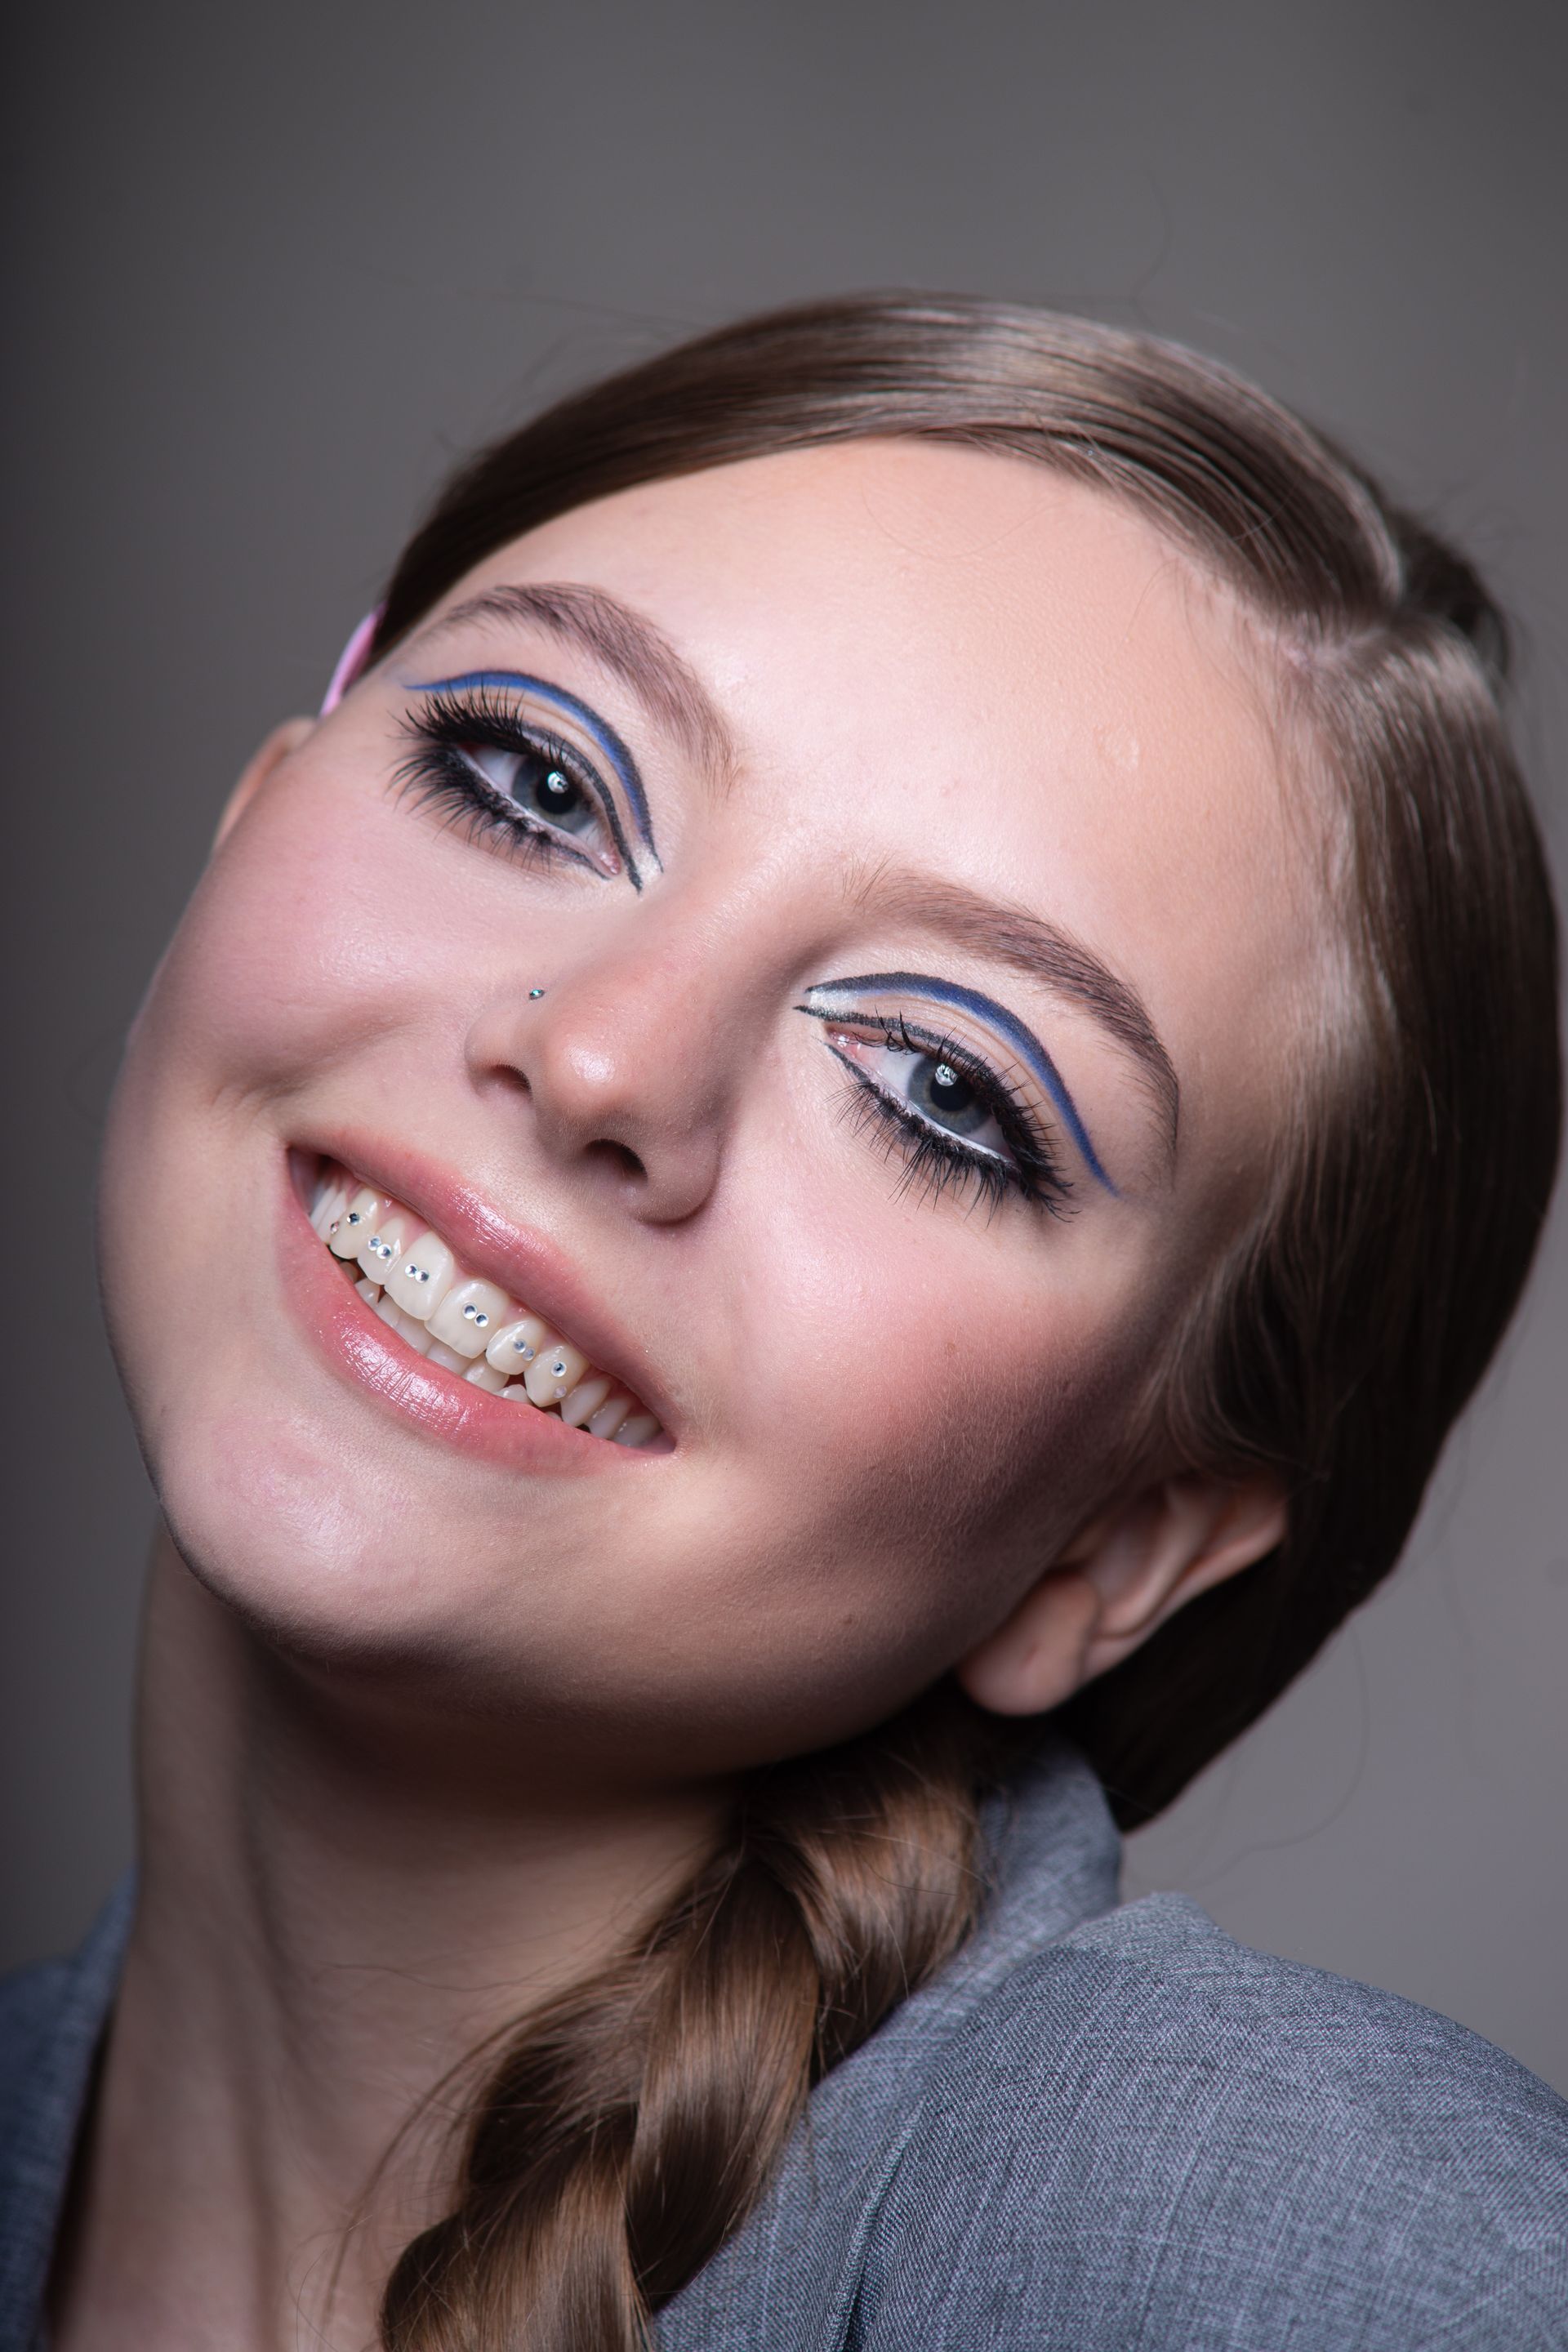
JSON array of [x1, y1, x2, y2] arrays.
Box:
[[278, 1163, 652, 1472]]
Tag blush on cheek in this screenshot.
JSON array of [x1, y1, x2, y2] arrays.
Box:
[[145, 787, 436, 1094]]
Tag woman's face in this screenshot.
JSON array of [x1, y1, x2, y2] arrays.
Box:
[[101, 442, 1321, 1776]]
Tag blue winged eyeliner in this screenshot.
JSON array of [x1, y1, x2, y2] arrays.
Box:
[[407, 670, 661, 871], [804, 971, 1116, 1194]]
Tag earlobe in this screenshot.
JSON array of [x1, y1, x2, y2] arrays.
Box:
[[956, 1472, 1286, 1719], [212, 717, 315, 852]]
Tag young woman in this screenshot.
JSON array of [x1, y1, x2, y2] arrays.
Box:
[[2, 297, 1564, 2351]]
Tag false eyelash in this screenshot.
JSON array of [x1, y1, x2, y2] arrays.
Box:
[[391, 689, 613, 875], [828, 1018, 1075, 1217]]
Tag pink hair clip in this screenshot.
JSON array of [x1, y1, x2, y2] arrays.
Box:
[[319, 604, 385, 715]]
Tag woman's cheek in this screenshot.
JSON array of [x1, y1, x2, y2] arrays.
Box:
[[140, 774, 442, 1092], [717, 1187, 1138, 1624]]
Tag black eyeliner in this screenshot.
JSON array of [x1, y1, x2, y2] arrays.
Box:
[[800, 1002, 1073, 1214], [394, 688, 633, 882]]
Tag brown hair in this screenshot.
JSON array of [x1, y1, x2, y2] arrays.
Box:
[[366, 297, 1561, 2349]]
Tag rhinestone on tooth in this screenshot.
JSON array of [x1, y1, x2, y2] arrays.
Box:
[[324, 1188, 657, 1446]]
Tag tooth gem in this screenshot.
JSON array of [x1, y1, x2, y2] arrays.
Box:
[[325, 1209, 657, 1441], [485, 1315, 551, 1373], [330, 1187, 384, 1258], [428, 1276, 512, 1356], [523, 1337, 586, 1407]]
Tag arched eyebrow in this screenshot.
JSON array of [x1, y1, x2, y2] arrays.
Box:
[[404, 581, 739, 789]]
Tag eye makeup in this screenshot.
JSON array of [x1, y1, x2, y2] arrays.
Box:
[[406, 670, 661, 884], [802, 971, 1116, 1196]]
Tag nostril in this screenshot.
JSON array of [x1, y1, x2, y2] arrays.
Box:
[[593, 1139, 646, 1183]]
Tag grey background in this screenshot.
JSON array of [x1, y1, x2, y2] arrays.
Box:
[[3, 1, 1565, 2089]]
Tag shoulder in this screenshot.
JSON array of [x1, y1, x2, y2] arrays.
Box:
[[0, 1879, 131, 2117], [852, 1894, 1568, 2351], [0, 1953, 82, 2124], [0, 1889, 132, 2344]]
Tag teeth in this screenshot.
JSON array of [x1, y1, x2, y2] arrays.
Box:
[[384, 1228, 455, 1320], [427, 1276, 513, 1359], [485, 1315, 551, 1373], [311, 1177, 350, 1238], [523, 1339, 588, 1408], [319, 1167, 660, 1446], [330, 1185, 386, 1259], [587, 1393, 633, 1441], [387, 1303, 435, 1355], [560, 1374, 613, 1428], [358, 1206, 416, 1284], [614, 1414, 661, 1449]]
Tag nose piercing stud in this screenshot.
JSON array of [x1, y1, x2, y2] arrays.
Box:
[[528, 987, 546, 1000]]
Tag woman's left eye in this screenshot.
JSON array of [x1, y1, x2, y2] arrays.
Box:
[[858, 1036, 1013, 1161], [464, 742, 601, 840]]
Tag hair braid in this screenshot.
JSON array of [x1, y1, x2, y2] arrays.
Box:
[[379, 1690, 1003, 2350]]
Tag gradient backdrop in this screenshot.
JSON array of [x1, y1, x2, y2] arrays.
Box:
[[3, 0, 1566, 2091]]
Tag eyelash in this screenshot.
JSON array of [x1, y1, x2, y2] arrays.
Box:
[[829, 1015, 1074, 1218], [393, 688, 613, 873]]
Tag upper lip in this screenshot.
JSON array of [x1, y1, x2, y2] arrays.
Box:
[[296, 1130, 674, 1428]]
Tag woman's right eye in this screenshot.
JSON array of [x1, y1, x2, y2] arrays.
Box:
[[463, 742, 602, 842]]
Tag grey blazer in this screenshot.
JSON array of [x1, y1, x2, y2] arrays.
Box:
[[3, 1740, 1565, 2349]]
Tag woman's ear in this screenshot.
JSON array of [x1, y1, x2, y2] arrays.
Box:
[[956, 1472, 1286, 1717], [212, 716, 315, 852]]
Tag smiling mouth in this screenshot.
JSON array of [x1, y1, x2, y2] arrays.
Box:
[[310, 1161, 663, 1447]]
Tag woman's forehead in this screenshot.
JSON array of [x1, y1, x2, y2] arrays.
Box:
[[439, 442, 1272, 817]]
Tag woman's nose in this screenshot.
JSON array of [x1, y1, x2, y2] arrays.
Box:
[[463, 943, 733, 1225]]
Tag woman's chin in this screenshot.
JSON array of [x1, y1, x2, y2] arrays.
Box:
[[150, 1392, 505, 1677]]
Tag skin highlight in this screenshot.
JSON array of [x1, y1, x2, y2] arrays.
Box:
[[60, 439, 1307, 2348]]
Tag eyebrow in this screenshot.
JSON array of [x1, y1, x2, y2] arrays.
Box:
[[406, 581, 739, 789], [845, 867, 1181, 1162]]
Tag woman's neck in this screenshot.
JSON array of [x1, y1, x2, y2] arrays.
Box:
[[51, 1528, 731, 2352]]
